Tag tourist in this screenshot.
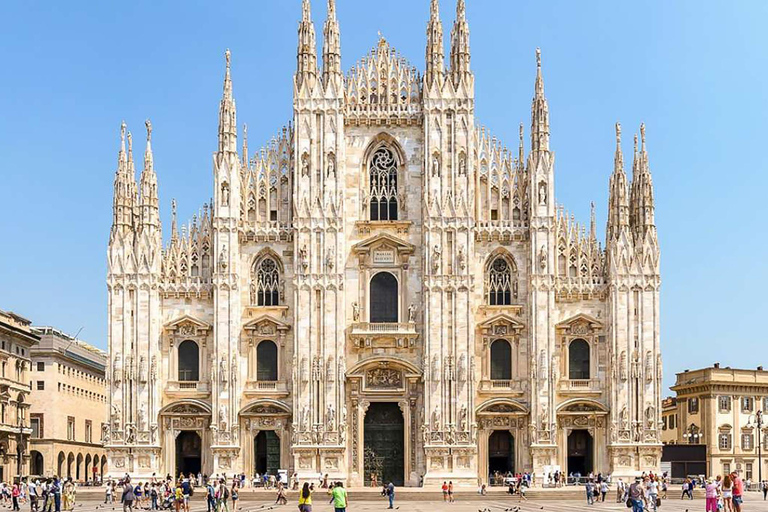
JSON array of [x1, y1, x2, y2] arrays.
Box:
[[371, 473, 378, 488], [762, 480, 768, 500], [173, 483, 183, 512], [600, 480, 609, 502], [29, 479, 39, 512], [616, 479, 625, 503], [517, 479, 527, 502], [722, 474, 733, 512], [442, 481, 448, 502], [705, 477, 719, 512], [386, 481, 395, 509], [682, 479, 690, 500], [586, 480, 595, 505], [647, 476, 659, 512], [132, 482, 142, 511], [731, 472, 744, 512], [275, 481, 287, 505], [105, 481, 113, 504], [205, 480, 215, 512], [298, 482, 312, 512], [330, 481, 348, 512], [447, 481, 454, 503], [217, 479, 230, 512], [12, 483, 20, 512], [628, 479, 645, 512], [661, 478, 668, 499], [122, 478, 135, 512], [230, 483, 238, 510]]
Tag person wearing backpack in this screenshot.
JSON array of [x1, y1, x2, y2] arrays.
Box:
[[205, 481, 216, 512], [217, 479, 230, 512]]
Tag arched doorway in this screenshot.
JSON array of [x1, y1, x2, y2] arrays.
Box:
[[364, 402, 404, 486], [175, 431, 202, 475], [57, 452, 65, 477], [30, 451, 44, 476], [567, 429, 593, 475], [488, 431, 515, 479], [254, 431, 280, 475]]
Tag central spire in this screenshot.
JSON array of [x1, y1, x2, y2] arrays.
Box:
[[530, 48, 550, 153], [218, 49, 237, 154]]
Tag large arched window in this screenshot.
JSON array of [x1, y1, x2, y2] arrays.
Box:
[[369, 146, 398, 221], [490, 339, 512, 380], [253, 257, 280, 306], [488, 257, 515, 306], [568, 339, 590, 380], [178, 340, 200, 381], [256, 340, 278, 381], [369, 272, 398, 323]]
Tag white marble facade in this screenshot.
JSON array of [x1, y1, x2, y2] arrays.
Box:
[[105, 0, 662, 485]]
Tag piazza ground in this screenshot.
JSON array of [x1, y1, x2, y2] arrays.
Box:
[[67, 488, 768, 512]]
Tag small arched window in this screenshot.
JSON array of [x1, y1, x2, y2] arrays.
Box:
[[178, 340, 200, 381], [254, 257, 280, 306], [369, 272, 398, 323], [369, 146, 398, 221], [256, 340, 278, 381], [490, 339, 512, 380], [488, 257, 514, 306], [568, 338, 590, 380]]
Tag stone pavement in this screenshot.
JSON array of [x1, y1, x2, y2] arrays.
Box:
[[48, 492, 768, 512]]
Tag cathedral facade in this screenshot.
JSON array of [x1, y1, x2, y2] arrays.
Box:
[[105, 0, 663, 486]]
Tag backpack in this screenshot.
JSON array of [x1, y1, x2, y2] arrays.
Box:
[[222, 487, 230, 500]]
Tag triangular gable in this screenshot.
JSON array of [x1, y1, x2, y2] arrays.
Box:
[[352, 232, 414, 255], [243, 314, 291, 334], [164, 315, 212, 335], [478, 313, 525, 334], [556, 313, 603, 330]]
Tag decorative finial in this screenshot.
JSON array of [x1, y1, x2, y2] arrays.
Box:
[[225, 48, 231, 70], [536, 47, 541, 69], [519, 123, 524, 142], [615, 122, 621, 146], [127, 131, 133, 153], [457, 0, 466, 17], [633, 133, 638, 154], [120, 121, 126, 145], [640, 122, 646, 151], [145, 119, 152, 142]]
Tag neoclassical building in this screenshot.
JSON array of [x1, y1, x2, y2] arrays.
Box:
[[105, 0, 663, 485]]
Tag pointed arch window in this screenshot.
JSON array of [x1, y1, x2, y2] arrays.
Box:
[[253, 257, 280, 306], [488, 257, 515, 306], [369, 146, 398, 221]]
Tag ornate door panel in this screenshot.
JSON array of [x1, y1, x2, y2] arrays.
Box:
[[364, 402, 404, 486]]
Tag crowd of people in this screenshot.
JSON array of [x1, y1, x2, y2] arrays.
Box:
[[0, 478, 79, 512]]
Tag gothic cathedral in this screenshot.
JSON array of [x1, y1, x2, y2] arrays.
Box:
[[105, 0, 662, 485]]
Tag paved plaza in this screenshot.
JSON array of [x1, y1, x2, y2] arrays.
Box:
[[58, 492, 768, 512]]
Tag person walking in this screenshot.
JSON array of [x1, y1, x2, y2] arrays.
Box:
[[447, 481, 454, 503], [122, 479, 135, 512], [682, 479, 690, 500], [386, 482, 395, 509], [600, 480, 609, 502], [586, 480, 595, 505], [705, 478, 719, 512], [628, 479, 645, 512], [647, 476, 659, 512], [722, 474, 733, 512], [230, 484, 238, 510], [330, 481, 348, 512], [762, 480, 768, 500], [441, 482, 448, 502], [731, 472, 744, 512], [12, 483, 20, 512], [205, 480, 216, 512], [298, 483, 312, 512]]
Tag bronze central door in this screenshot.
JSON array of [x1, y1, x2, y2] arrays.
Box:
[[364, 402, 404, 486]]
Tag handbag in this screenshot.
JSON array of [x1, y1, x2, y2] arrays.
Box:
[[626, 498, 633, 508], [656, 497, 662, 507]]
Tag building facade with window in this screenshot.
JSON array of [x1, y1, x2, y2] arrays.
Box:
[[105, 1, 663, 484], [0, 310, 38, 482], [668, 365, 768, 479], [29, 327, 108, 480]]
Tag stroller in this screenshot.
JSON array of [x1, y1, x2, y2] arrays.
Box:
[[159, 494, 175, 510]]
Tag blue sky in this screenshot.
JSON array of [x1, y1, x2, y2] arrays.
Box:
[[1, 1, 766, 393]]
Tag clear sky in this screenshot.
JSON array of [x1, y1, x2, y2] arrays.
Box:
[[1, 0, 766, 394]]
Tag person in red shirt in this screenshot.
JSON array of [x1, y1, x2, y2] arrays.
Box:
[[731, 472, 744, 512]]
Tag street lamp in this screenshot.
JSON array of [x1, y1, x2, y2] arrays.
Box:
[[16, 416, 25, 481], [747, 410, 763, 485], [683, 423, 702, 444]]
